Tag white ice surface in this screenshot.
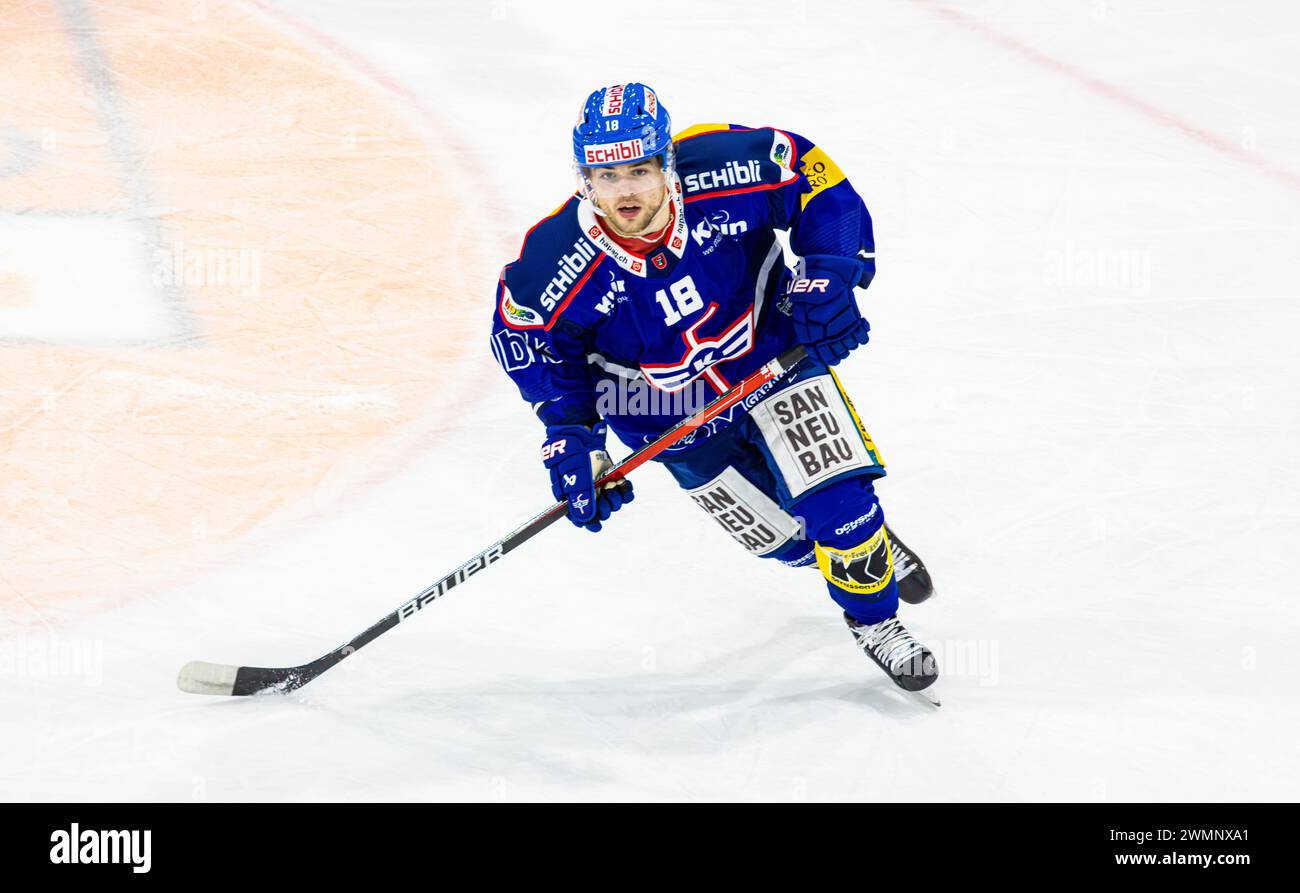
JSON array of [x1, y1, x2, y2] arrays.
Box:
[[2, 0, 1299, 801]]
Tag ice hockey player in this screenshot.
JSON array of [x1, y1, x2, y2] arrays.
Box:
[[489, 83, 938, 696]]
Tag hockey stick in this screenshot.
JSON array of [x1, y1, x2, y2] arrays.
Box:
[[177, 345, 808, 696]]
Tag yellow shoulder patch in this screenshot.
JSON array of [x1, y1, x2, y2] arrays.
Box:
[[799, 145, 847, 210], [673, 123, 730, 142]]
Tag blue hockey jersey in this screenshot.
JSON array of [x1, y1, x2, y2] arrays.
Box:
[[489, 124, 875, 454]]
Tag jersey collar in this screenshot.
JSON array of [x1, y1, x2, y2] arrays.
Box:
[[577, 173, 689, 278]]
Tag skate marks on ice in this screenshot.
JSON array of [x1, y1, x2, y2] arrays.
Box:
[[258, 617, 947, 799], [0, 0, 488, 627], [16, 605, 1277, 800]]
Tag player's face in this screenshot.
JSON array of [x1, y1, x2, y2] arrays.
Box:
[[587, 159, 668, 234]]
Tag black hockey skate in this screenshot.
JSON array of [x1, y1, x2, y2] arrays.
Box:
[[884, 524, 934, 605], [844, 612, 939, 698]]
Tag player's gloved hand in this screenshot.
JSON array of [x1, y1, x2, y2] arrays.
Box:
[[787, 254, 871, 367], [541, 421, 634, 532]]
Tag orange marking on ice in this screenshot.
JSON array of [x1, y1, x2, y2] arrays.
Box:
[[0, 273, 32, 308], [0, 0, 491, 624]]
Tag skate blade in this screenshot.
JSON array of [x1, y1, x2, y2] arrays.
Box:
[[910, 687, 941, 708]]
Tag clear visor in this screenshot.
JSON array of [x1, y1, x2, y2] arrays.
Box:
[[575, 147, 674, 215]]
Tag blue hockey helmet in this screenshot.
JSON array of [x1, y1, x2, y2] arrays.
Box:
[[572, 83, 674, 201]]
